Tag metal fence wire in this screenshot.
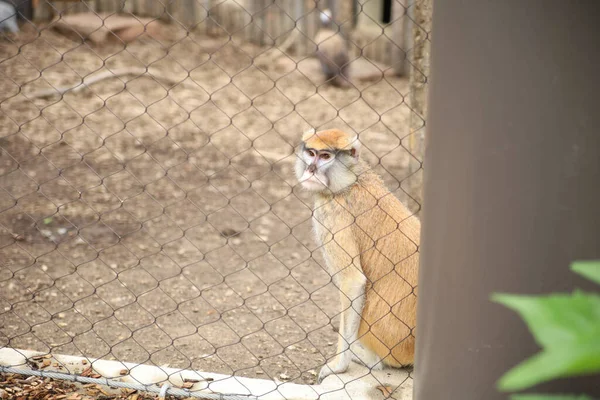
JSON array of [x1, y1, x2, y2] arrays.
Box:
[[0, 0, 430, 398]]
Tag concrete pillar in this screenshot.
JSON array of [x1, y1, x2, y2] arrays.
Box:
[[415, 1, 600, 399]]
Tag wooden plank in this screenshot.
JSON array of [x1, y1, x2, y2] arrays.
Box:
[[35, 0, 53, 20], [204, 0, 213, 35], [294, 0, 305, 55], [305, 0, 317, 54], [391, 0, 407, 76]]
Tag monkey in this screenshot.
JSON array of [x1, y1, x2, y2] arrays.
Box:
[[314, 9, 351, 88], [295, 128, 420, 383]]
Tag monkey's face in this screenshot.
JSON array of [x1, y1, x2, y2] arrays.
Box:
[[295, 145, 358, 193], [295, 147, 333, 191]]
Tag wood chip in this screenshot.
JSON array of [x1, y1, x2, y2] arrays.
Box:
[[376, 385, 394, 398], [12, 233, 25, 241], [279, 373, 290, 381]]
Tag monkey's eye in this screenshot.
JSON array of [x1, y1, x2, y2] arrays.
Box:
[[306, 149, 315, 157], [320, 153, 331, 160]]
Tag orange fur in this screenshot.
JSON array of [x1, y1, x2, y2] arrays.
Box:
[[302, 129, 355, 152], [307, 131, 420, 369]]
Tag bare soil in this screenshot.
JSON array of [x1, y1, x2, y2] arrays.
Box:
[[0, 23, 422, 386]]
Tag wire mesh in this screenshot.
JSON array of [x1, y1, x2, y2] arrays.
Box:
[[0, 0, 430, 398]]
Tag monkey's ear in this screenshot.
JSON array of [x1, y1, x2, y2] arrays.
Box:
[[301, 127, 316, 143], [349, 135, 360, 158]]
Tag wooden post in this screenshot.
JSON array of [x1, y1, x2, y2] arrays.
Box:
[[204, 0, 213, 35], [402, 0, 413, 75], [8, 0, 34, 21], [391, 0, 407, 76], [250, 0, 267, 46], [306, 0, 318, 53], [294, 0, 305, 55], [416, 1, 600, 398], [407, 0, 431, 183], [329, 0, 338, 24]]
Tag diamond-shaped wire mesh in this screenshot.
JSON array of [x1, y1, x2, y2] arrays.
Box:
[[0, 0, 430, 398]]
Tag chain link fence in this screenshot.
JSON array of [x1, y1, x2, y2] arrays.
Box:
[[0, 0, 430, 398]]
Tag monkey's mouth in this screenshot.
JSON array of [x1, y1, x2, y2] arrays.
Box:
[[300, 171, 328, 190]]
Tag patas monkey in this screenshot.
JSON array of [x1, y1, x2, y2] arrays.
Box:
[[295, 128, 420, 383]]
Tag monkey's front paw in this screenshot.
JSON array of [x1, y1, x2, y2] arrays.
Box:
[[317, 360, 349, 384]]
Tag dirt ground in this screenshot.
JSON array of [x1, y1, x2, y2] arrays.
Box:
[[0, 21, 422, 388]]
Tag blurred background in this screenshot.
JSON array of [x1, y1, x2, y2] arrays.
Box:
[[0, 0, 430, 390]]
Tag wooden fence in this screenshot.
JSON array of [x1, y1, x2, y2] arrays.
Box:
[[28, 0, 411, 71]]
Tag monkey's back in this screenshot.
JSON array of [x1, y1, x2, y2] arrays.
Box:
[[347, 172, 420, 367]]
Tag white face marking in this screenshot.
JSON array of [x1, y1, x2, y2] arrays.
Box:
[[298, 148, 335, 191]]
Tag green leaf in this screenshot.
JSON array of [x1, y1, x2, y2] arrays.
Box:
[[494, 261, 600, 394], [497, 344, 600, 391], [492, 292, 600, 391], [571, 260, 600, 285], [491, 292, 600, 349], [512, 395, 595, 400], [43, 217, 53, 225]]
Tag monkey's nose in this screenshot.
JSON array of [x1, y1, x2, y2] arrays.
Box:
[[308, 164, 317, 173]]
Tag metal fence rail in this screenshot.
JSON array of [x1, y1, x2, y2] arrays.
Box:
[[0, 0, 430, 398]]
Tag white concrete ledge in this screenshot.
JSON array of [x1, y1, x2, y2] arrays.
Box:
[[0, 348, 412, 399]]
